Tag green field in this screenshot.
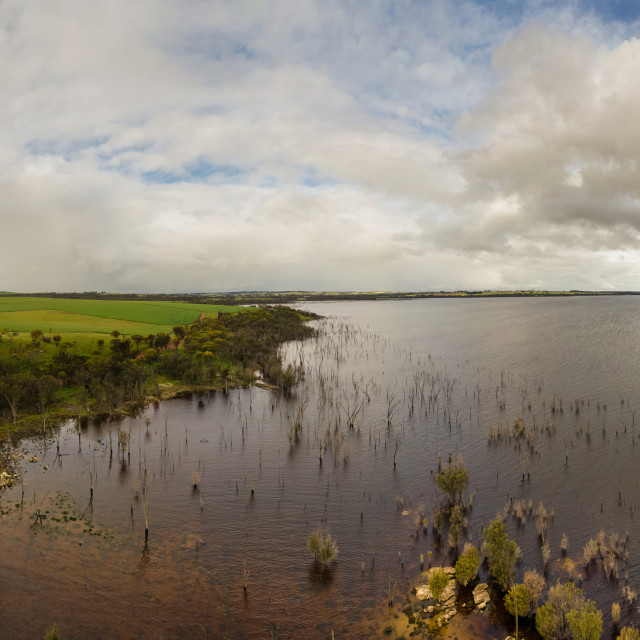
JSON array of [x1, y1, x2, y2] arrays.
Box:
[[0, 297, 245, 352]]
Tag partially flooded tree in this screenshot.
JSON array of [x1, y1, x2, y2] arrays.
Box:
[[567, 601, 603, 640], [454, 543, 480, 586], [307, 530, 339, 566], [482, 517, 520, 591], [535, 581, 586, 640], [448, 504, 467, 548], [436, 455, 469, 505]]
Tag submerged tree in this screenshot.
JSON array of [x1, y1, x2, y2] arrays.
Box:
[[307, 530, 339, 566], [435, 455, 469, 505]]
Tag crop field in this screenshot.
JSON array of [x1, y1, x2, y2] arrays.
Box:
[[0, 297, 245, 352]]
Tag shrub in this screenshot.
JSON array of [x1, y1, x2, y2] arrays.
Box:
[[307, 530, 338, 566], [44, 626, 62, 640], [618, 627, 640, 640], [455, 543, 480, 586], [428, 567, 450, 605], [435, 455, 469, 504], [612, 602, 621, 626]]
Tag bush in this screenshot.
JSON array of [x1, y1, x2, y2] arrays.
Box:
[[455, 543, 480, 586], [435, 455, 469, 504], [618, 627, 640, 640], [428, 567, 450, 605], [307, 530, 338, 566], [44, 625, 62, 640]]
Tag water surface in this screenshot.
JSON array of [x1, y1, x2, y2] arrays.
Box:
[[2, 296, 640, 638]]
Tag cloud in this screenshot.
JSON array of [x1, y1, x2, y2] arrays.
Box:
[[440, 21, 640, 286], [2, 1, 640, 292]]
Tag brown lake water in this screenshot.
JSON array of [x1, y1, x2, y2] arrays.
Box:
[[2, 296, 640, 638]]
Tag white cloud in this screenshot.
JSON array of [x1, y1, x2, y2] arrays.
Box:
[[2, 1, 640, 292]]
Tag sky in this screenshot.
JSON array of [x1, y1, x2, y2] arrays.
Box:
[[3, 0, 640, 293]]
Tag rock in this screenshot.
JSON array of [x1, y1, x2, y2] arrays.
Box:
[[416, 585, 434, 601], [473, 583, 491, 609]]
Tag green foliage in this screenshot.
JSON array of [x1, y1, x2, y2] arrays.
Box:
[[454, 543, 480, 586], [448, 504, 467, 547], [435, 455, 469, 504], [504, 583, 532, 618], [567, 601, 603, 640], [307, 530, 339, 566], [0, 305, 316, 432], [44, 625, 62, 640], [427, 567, 450, 604], [482, 517, 520, 591], [536, 581, 586, 640], [618, 627, 640, 640]]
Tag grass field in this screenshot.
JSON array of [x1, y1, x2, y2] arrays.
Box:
[[0, 297, 245, 353]]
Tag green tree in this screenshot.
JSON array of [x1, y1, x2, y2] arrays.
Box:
[[505, 583, 533, 618], [307, 530, 339, 566], [454, 543, 480, 586], [482, 517, 520, 591], [567, 601, 603, 640], [154, 333, 171, 350], [37, 375, 59, 412], [618, 627, 640, 640], [536, 581, 586, 640], [448, 504, 467, 547], [428, 567, 450, 605], [435, 455, 469, 504], [172, 325, 185, 340]]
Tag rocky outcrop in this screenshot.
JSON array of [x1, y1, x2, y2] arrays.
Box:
[[414, 568, 457, 626], [406, 572, 491, 634], [472, 583, 490, 610]]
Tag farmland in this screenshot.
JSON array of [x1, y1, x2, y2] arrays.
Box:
[[0, 297, 245, 353]]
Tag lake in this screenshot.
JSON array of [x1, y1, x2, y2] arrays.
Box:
[[2, 296, 640, 638]]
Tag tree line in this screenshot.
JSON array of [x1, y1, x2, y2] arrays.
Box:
[[0, 306, 317, 431]]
